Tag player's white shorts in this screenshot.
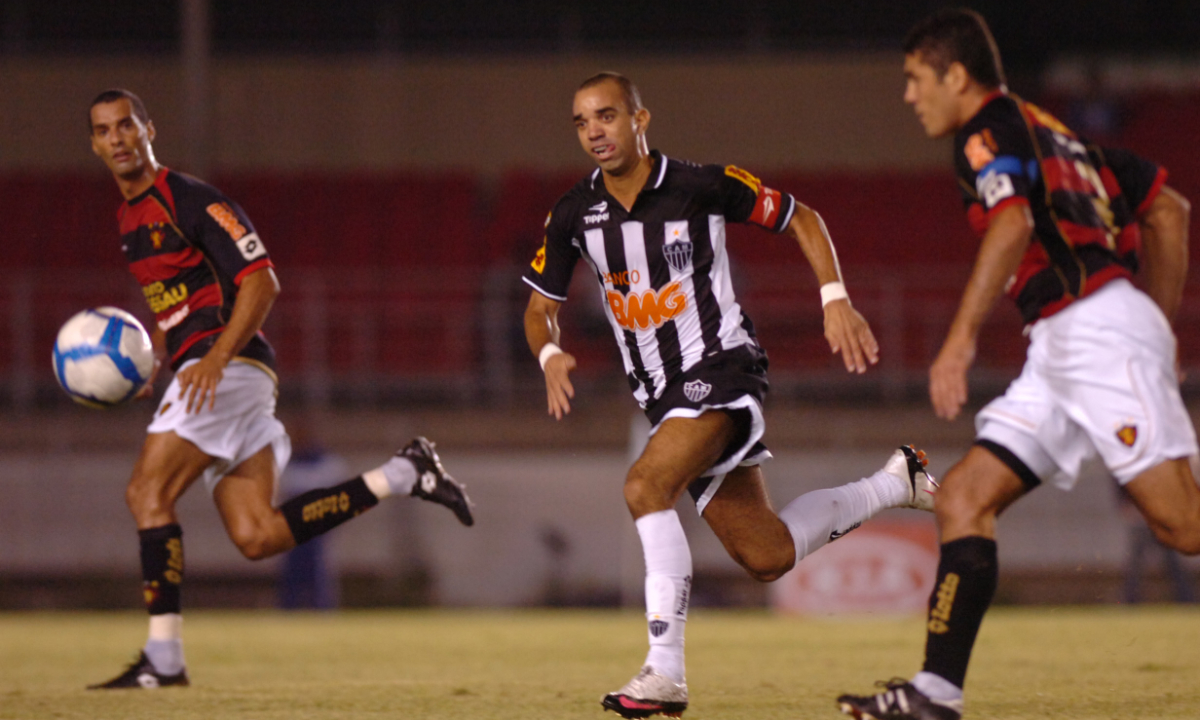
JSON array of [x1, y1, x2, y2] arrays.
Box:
[[147, 358, 292, 495], [976, 279, 1197, 490]]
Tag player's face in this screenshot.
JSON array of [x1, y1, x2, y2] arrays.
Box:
[[573, 81, 648, 176], [903, 53, 960, 138], [90, 99, 156, 179]]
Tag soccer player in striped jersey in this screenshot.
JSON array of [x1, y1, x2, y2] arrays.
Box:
[[523, 72, 939, 718], [85, 89, 474, 690], [837, 10, 1199, 720]]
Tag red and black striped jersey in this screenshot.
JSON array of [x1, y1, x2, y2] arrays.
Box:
[[954, 92, 1166, 323], [118, 168, 276, 373], [523, 151, 796, 407]]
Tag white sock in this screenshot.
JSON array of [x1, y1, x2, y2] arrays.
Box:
[[362, 456, 417, 499], [144, 613, 184, 675], [778, 475, 897, 562], [911, 671, 964, 705], [636, 509, 691, 684], [865, 466, 913, 509]]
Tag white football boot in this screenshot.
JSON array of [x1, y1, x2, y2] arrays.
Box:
[[601, 666, 688, 718], [885, 445, 938, 512]]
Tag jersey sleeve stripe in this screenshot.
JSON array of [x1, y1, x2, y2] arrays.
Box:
[[234, 258, 274, 286], [522, 275, 568, 302], [778, 194, 797, 230], [1138, 166, 1169, 216], [984, 195, 1031, 225]]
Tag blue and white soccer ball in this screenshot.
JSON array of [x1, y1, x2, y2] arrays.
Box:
[[52, 307, 154, 408]]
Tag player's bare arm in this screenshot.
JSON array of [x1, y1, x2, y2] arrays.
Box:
[[1138, 185, 1191, 323], [134, 326, 167, 401], [524, 291, 576, 420], [785, 204, 879, 374], [176, 267, 280, 413], [931, 203, 1033, 420]]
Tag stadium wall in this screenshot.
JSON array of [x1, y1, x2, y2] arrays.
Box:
[[2, 407, 1197, 609], [0, 54, 945, 173]]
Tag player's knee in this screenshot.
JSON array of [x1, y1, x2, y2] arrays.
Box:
[[623, 466, 671, 516], [231, 534, 272, 561], [125, 477, 174, 524], [742, 553, 792, 583], [226, 518, 273, 561], [932, 467, 985, 524], [1151, 522, 1200, 556]]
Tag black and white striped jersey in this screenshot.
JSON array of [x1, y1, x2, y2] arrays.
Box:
[[523, 151, 797, 407]]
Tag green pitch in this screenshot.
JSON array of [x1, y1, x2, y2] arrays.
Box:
[[2, 607, 1198, 719]]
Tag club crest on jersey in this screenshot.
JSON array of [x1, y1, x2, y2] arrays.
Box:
[[606, 282, 687, 331], [663, 240, 693, 272], [683, 379, 712, 403], [648, 619, 669, 637], [1116, 424, 1137, 447]]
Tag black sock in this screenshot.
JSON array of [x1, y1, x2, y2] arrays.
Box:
[[139, 524, 184, 615], [922, 536, 998, 689], [280, 477, 379, 545]]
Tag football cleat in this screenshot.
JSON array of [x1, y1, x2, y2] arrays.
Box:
[[884, 445, 938, 512], [837, 679, 961, 720], [401, 436, 475, 526], [602, 666, 688, 718], [86, 651, 189, 690]]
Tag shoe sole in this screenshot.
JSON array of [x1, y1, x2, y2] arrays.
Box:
[[602, 694, 687, 718], [838, 703, 874, 720]]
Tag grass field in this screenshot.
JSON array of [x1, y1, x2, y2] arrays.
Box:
[[2, 607, 1199, 719]]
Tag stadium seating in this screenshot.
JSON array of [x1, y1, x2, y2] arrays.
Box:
[[3, 93, 1199, 396]]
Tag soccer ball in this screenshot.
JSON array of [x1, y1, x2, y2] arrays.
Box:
[[52, 307, 154, 408]]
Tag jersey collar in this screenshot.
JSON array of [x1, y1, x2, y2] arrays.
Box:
[[587, 150, 669, 194], [126, 166, 171, 206]]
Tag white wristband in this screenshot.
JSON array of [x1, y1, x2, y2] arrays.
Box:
[[820, 281, 849, 308], [538, 342, 564, 371]]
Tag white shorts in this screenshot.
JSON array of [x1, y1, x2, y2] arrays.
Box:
[[976, 279, 1197, 489], [147, 359, 292, 495]]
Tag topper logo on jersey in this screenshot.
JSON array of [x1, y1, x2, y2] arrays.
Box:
[[606, 282, 687, 331], [751, 187, 783, 227], [683, 379, 712, 403], [585, 200, 610, 225]]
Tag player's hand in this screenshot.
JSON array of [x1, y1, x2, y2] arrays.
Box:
[[930, 334, 976, 421], [176, 353, 226, 413], [823, 299, 879, 374], [134, 357, 163, 400], [543, 352, 577, 420]]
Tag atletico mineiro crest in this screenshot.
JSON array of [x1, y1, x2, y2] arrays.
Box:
[[1116, 424, 1137, 447]]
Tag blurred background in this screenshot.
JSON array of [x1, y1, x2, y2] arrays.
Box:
[[2, 0, 1199, 613]]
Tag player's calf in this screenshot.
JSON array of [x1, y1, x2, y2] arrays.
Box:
[[1126, 457, 1200, 555], [274, 436, 474, 547]]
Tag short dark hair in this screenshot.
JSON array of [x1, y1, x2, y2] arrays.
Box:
[[578, 72, 644, 115], [88, 88, 150, 131], [904, 8, 1006, 90]]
